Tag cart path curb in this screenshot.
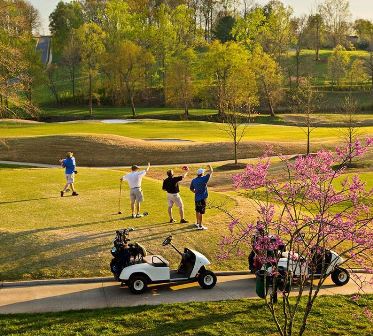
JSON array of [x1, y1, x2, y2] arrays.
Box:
[[1, 269, 369, 288]]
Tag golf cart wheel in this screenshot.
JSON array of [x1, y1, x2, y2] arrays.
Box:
[[198, 270, 217, 289], [128, 274, 148, 294], [331, 267, 350, 286]]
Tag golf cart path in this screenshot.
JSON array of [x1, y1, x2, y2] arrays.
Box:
[[1, 274, 372, 314], [0, 154, 299, 169]]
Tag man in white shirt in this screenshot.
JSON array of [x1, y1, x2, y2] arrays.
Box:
[[120, 163, 150, 218]]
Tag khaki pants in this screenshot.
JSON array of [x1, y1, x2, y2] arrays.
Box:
[[167, 193, 183, 208]]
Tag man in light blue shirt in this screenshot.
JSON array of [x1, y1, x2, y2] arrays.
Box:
[[60, 152, 78, 197], [190, 164, 213, 230]]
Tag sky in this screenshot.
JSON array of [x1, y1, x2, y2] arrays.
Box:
[[31, 0, 373, 34]]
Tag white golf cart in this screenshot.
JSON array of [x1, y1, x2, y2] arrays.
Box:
[[276, 249, 350, 286], [119, 235, 217, 294]]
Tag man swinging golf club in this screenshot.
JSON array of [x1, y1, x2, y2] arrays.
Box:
[[190, 164, 213, 230], [162, 166, 189, 224], [120, 163, 150, 218], [59, 152, 78, 197]]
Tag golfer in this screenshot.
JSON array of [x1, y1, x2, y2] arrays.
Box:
[[60, 152, 78, 197], [121, 163, 150, 218], [190, 164, 213, 230], [162, 167, 189, 224]]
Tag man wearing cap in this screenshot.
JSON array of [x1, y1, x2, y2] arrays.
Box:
[[121, 163, 150, 218], [162, 167, 189, 224], [190, 164, 213, 230], [59, 152, 78, 197]]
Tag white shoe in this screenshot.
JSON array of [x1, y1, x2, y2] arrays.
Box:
[[136, 214, 144, 218], [194, 223, 200, 228], [198, 225, 207, 230]]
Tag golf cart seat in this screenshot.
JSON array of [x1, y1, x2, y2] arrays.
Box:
[[143, 255, 169, 267]]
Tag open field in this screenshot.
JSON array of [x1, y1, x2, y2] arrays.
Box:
[[0, 167, 238, 281], [0, 295, 372, 336]]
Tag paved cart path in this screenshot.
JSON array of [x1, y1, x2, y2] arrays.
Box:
[[1, 274, 372, 314]]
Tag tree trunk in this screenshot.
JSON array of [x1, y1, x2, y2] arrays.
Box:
[[315, 24, 320, 61], [89, 72, 93, 117], [307, 129, 310, 155], [262, 79, 275, 117], [234, 140, 238, 165], [72, 65, 75, 99], [296, 50, 300, 87], [184, 100, 189, 119], [28, 86, 32, 104], [130, 94, 136, 117]]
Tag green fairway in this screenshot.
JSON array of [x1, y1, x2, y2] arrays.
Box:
[[0, 167, 235, 281], [0, 295, 372, 336], [1, 120, 372, 143]]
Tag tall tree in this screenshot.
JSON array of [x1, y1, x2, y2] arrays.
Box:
[[0, 0, 40, 118], [251, 46, 283, 117], [49, 1, 83, 55], [291, 16, 308, 87], [340, 95, 360, 166], [290, 78, 321, 155], [103, 40, 155, 116], [321, 0, 351, 47], [327, 45, 350, 87], [165, 48, 196, 118], [75, 22, 106, 116], [200, 40, 255, 115], [260, 0, 294, 60], [61, 32, 81, 99], [304, 13, 325, 61]]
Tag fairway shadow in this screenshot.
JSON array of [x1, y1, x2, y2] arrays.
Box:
[[0, 196, 60, 205], [135, 226, 197, 243]]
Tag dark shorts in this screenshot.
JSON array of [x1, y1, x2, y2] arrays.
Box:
[[195, 199, 206, 214]]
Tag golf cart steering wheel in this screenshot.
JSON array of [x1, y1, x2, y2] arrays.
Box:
[[162, 235, 173, 246]]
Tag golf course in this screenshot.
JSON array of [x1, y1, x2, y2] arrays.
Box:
[[1, 115, 372, 280], [2, 0, 373, 335]]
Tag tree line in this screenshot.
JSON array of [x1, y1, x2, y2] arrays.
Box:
[[1, 0, 373, 118]]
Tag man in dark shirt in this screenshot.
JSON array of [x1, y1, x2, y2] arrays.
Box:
[[162, 167, 189, 224]]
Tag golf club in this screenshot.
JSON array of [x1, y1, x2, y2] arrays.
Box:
[[118, 180, 123, 214]]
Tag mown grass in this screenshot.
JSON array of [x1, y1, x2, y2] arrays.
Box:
[[39, 106, 217, 120], [0, 295, 372, 336], [0, 167, 236, 281], [1, 120, 372, 143], [286, 49, 371, 85]]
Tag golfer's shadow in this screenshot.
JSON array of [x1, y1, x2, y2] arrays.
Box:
[[0, 196, 60, 205]]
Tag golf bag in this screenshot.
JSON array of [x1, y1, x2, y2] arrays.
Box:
[[110, 229, 147, 279]]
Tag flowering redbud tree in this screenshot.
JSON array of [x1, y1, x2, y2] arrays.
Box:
[[220, 138, 373, 336]]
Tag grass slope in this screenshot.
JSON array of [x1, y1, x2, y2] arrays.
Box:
[[0, 167, 235, 281], [4, 120, 370, 165], [0, 295, 372, 336]]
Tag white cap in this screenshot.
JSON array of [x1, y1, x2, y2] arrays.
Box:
[[197, 168, 205, 175]]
